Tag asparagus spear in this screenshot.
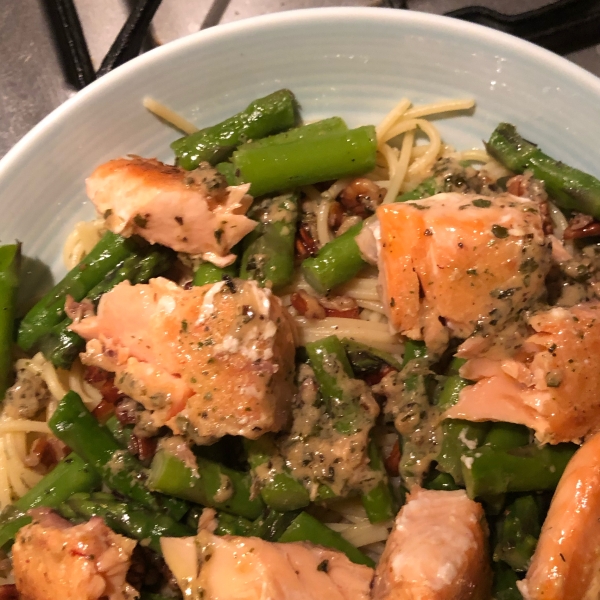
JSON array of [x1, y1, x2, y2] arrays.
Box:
[[250, 509, 300, 542], [39, 249, 174, 369], [171, 89, 300, 170], [215, 161, 238, 185], [147, 448, 264, 520], [395, 176, 439, 202], [193, 261, 238, 287], [362, 440, 396, 523], [341, 338, 402, 374], [493, 562, 524, 600], [240, 192, 299, 290], [214, 511, 254, 536], [305, 335, 359, 434], [18, 232, 138, 352], [462, 442, 577, 498], [232, 125, 377, 198], [388, 339, 437, 486], [486, 123, 600, 219], [436, 358, 489, 485], [306, 336, 394, 522], [244, 437, 310, 512], [485, 423, 531, 451], [48, 392, 187, 520], [494, 495, 541, 572], [105, 414, 133, 448], [301, 222, 366, 295], [278, 512, 375, 567], [422, 470, 459, 491], [64, 492, 193, 554], [245, 117, 347, 149], [0, 244, 20, 399], [0, 452, 101, 548]]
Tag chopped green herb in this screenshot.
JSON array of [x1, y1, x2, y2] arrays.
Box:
[[492, 224, 509, 239], [133, 214, 148, 228], [519, 257, 539, 274], [472, 199, 492, 208], [546, 370, 563, 388], [317, 560, 329, 572]]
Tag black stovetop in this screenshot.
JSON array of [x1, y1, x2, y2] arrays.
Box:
[[1, 0, 599, 158]]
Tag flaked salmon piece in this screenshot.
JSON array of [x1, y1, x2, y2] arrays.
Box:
[[12, 511, 137, 600], [372, 488, 491, 600], [161, 531, 374, 600], [71, 277, 296, 443], [372, 192, 550, 353], [518, 432, 600, 600], [446, 301, 600, 444], [86, 157, 256, 266]]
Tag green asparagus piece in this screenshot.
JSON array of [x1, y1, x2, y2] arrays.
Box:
[[18, 232, 138, 352], [245, 117, 348, 149], [493, 562, 524, 600], [244, 437, 310, 512], [48, 392, 187, 519], [494, 495, 541, 572], [362, 440, 396, 523], [487, 123, 600, 219], [423, 470, 459, 491], [232, 125, 378, 198], [215, 512, 254, 537], [305, 335, 361, 435], [279, 512, 375, 567], [306, 336, 389, 519], [462, 443, 577, 498], [437, 358, 489, 485], [0, 452, 101, 548], [251, 509, 300, 542], [485, 423, 531, 451], [301, 223, 366, 295], [391, 340, 436, 485], [147, 448, 263, 520], [395, 177, 439, 202], [216, 508, 300, 540], [172, 89, 300, 170], [65, 492, 193, 554], [401, 340, 428, 367], [193, 261, 238, 286], [482, 493, 507, 516], [341, 338, 403, 374], [240, 192, 299, 290], [40, 249, 174, 369], [105, 414, 133, 448], [0, 244, 20, 399], [216, 161, 238, 185]]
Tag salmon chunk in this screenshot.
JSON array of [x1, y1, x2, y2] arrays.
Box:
[[374, 193, 549, 352], [161, 531, 374, 600], [372, 488, 491, 600], [71, 277, 296, 443], [446, 301, 600, 444], [86, 157, 256, 266], [518, 432, 600, 600], [13, 511, 136, 600]]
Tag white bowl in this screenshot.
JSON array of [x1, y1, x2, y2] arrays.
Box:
[[2, 7, 600, 302]]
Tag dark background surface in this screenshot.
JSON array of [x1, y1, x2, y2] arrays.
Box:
[[1, 0, 599, 158]]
